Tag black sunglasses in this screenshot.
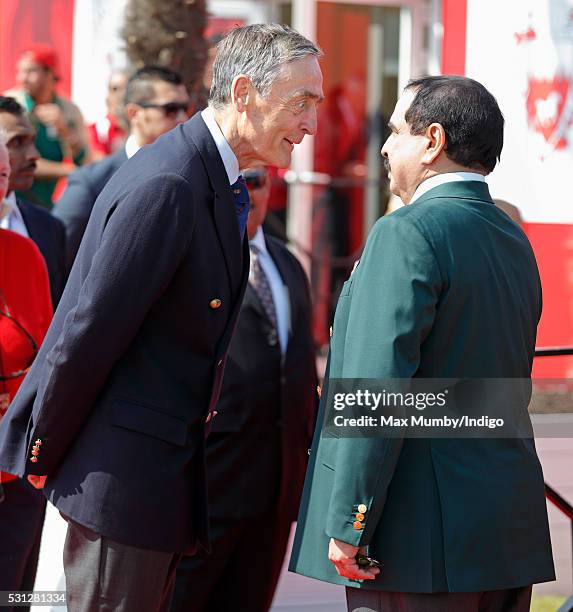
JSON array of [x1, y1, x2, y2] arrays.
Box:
[[138, 101, 190, 118], [243, 170, 268, 190]]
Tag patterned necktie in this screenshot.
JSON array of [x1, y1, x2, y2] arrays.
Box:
[[230, 176, 251, 241], [249, 243, 278, 346]]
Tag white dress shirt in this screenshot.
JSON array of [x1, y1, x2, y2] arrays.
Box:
[[249, 227, 290, 354], [0, 191, 29, 237], [201, 106, 239, 185], [410, 172, 486, 205], [124, 134, 142, 160]]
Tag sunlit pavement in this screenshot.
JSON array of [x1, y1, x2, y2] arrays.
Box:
[[270, 526, 346, 611]]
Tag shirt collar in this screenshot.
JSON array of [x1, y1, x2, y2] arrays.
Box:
[[125, 134, 141, 159], [249, 226, 267, 255], [0, 192, 22, 223], [201, 106, 240, 185], [410, 172, 486, 204]]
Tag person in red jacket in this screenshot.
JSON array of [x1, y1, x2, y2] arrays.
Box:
[[0, 230, 53, 426], [0, 138, 53, 608]]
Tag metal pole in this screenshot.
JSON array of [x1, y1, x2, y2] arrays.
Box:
[[287, 0, 317, 276], [364, 7, 385, 235]]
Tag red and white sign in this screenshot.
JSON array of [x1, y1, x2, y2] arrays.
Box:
[[466, 0, 573, 224], [444, 0, 573, 376], [0, 0, 128, 124]]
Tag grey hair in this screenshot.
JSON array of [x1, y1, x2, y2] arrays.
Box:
[[209, 23, 322, 109]]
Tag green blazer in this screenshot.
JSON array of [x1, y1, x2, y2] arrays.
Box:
[[289, 180, 555, 593]]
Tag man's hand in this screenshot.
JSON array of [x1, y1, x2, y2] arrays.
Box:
[[27, 475, 47, 489], [328, 538, 380, 581]]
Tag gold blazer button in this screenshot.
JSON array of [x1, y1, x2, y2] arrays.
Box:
[[355, 513, 365, 522], [357, 504, 368, 514], [353, 521, 363, 530], [30, 456, 38, 463], [209, 299, 222, 309]]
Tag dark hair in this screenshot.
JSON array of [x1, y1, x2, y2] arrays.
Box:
[[125, 65, 184, 105], [404, 76, 504, 173], [0, 96, 25, 116]]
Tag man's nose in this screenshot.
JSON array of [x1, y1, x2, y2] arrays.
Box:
[[302, 106, 318, 136], [28, 143, 40, 161]]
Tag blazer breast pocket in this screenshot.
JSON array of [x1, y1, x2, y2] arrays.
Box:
[[319, 435, 339, 470], [110, 399, 188, 446]]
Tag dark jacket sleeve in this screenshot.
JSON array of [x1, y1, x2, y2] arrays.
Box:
[[53, 169, 98, 271], [17, 199, 68, 308], [27, 173, 196, 475], [48, 214, 67, 307], [290, 250, 320, 442]]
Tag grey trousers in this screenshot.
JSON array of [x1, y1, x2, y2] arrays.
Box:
[[346, 585, 533, 612], [63, 518, 181, 612]]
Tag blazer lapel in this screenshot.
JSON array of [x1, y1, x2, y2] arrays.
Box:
[[184, 113, 242, 296], [16, 199, 40, 244]]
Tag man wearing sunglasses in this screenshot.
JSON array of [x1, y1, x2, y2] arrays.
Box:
[[55, 65, 190, 269]]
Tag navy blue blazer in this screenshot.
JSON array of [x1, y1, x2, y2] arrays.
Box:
[[0, 112, 249, 554], [16, 198, 67, 307], [54, 148, 127, 269]]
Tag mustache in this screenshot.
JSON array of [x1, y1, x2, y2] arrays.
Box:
[[383, 158, 391, 174]]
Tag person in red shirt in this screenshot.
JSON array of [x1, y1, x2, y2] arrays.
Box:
[[0, 231, 52, 428], [86, 70, 129, 160]]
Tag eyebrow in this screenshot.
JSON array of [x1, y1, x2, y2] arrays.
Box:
[[292, 89, 325, 104], [7, 132, 33, 143], [387, 121, 398, 132]]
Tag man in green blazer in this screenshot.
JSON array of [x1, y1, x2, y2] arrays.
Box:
[[289, 76, 555, 611]]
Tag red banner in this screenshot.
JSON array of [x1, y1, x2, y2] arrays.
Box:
[[0, 0, 75, 96]]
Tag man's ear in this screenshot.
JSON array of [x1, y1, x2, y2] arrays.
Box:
[[231, 75, 251, 112], [124, 102, 140, 124], [422, 122, 446, 164]]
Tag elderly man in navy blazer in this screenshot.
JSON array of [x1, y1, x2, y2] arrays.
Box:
[[54, 65, 190, 270], [0, 24, 323, 611]]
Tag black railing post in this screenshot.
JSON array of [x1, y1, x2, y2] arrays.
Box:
[[536, 348, 573, 600]]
